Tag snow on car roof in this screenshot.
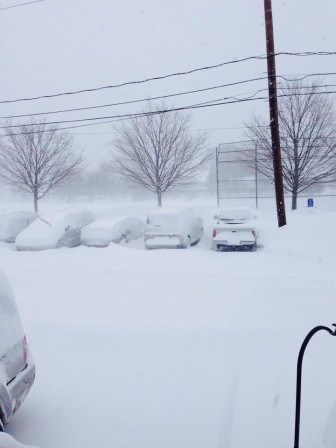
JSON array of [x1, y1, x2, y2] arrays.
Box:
[[219, 207, 253, 220], [35, 209, 96, 227], [148, 207, 183, 215], [85, 216, 131, 229], [147, 207, 197, 218]]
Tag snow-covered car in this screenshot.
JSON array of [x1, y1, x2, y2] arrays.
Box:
[[81, 217, 144, 247], [0, 270, 35, 430], [0, 211, 37, 243], [144, 208, 203, 249], [212, 207, 257, 251], [15, 209, 96, 251]]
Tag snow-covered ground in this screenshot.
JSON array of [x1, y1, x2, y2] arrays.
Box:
[[2, 196, 336, 448]]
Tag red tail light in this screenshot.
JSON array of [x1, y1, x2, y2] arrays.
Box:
[[212, 229, 216, 238], [23, 335, 28, 366]]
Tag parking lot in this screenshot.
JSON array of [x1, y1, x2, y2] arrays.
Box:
[[1, 197, 336, 448]]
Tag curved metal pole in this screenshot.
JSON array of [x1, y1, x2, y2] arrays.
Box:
[[294, 324, 336, 448]]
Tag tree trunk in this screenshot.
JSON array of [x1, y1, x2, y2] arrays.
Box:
[[291, 191, 297, 210], [157, 190, 162, 207], [34, 193, 38, 213]]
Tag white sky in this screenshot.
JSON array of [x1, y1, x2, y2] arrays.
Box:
[[0, 0, 335, 167]]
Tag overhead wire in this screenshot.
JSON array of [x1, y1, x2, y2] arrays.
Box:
[[0, 0, 44, 11], [2, 88, 336, 131], [0, 76, 270, 119], [0, 51, 335, 104], [0, 53, 335, 137], [2, 75, 336, 122]]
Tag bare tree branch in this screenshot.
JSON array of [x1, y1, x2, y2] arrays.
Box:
[[0, 120, 84, 211], [243, 80, 336, 209], [106, 103, 210, 206]]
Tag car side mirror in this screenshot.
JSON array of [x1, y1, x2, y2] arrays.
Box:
[[214, 214, 219, 220]]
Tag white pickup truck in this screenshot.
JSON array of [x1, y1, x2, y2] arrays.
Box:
[[212, 207, 257, 251]]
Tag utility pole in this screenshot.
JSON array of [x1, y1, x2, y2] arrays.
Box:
[[263, 0, 287, 227]]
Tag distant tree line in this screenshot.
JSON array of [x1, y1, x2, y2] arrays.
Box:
[[1, 82, 335, 212], [0, 104, 210, 210]]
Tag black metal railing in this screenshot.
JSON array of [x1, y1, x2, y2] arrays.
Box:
[[294, 324, 336, 448]]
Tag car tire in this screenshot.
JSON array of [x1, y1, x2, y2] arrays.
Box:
[[57, 240, 66, 248]]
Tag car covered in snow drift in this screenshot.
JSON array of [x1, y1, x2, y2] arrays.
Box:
[[0, 270, 35, 430], [212, 207, 257, 251], [0, 211, 37, 243], [81, 216, 144, 247], [15, 209, 96, 251], [144, 208, 203, 249]]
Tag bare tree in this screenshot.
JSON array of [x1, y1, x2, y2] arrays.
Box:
[[107, 104, 209, 206], [0, 120, 84, 212], [244, 80, 336, 209]]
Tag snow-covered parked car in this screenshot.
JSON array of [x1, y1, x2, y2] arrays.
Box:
[[15, 209, 95, 251], [0, 211, 36, 243], [81, 217, 144, 247], [212, 207, 257, 251], [0, 270, 35, 430], [144, 208, 203, 249]]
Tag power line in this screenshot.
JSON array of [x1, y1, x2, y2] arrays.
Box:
[[0, 76, 269, 119], [2, 74, 336, 123], [0, 0, 44, 11], [0, 51, 335, 104], [2, 88, 336, 131], [1, 88, 336, 138], [279, 72, 336, 82], [0, 55, 266, 104], [64, 126, 268, 135], [0, 95, 265, 129], [219, 156, 336, 163]]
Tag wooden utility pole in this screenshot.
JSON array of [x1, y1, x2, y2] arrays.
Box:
[[263, 0, 287, 227]]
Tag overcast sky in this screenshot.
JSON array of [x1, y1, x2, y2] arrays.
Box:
[[0, 0, 335, 167]]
